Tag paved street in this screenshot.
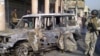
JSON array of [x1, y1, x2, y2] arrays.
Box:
[[44, 39, 99, 56], [44, 27, 100, 56]]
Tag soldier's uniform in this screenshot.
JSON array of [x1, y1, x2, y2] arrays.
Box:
[[85, 10, 99, 56]]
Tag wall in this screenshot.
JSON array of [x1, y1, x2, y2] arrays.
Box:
[[6, 0, 31, 20]]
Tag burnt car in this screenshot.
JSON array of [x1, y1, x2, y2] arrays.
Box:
[[0, 13, 77, 56]]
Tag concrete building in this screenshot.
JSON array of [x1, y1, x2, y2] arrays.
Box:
[[0, 0, 62, 31], [5, 0, 62, 19], [66, 0, 85, 17]]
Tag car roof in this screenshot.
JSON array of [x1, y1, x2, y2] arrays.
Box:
[[22, 13, 75, 18]]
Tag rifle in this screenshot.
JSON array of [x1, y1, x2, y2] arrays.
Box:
[[87, 22, 98, 35]]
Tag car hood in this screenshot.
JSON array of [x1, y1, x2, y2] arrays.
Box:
[[0, 29, 28, 37]]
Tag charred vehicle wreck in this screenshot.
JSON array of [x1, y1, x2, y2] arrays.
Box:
[[0, 13, 79, 56]]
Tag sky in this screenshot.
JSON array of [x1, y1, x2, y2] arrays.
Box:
[[85, 0, 100, 10]]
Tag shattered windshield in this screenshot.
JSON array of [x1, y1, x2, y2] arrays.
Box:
[[16, 16, 54, 30], [16, 17, 36, 29]]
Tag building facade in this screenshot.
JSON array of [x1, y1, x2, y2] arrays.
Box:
[[5, 0, 61, 19], [0, 0, 62, 31], [66, 0, 85, 17], [0, 0, 86, 31]]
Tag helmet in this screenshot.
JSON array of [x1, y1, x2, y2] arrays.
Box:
[[91, 10, 98, 16]]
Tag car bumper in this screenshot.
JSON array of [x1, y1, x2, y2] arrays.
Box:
[[0, 44, 8, 53], [0, 48, 7, 53]]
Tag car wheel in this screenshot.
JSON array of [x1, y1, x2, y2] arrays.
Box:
[[15, 42, 34, 56]]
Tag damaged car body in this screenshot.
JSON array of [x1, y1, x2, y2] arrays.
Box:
[[0, 13, 78, 56]]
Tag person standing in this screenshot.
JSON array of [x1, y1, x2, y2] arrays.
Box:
[[11, 8, 18, 29], [82, 15, 87, 28], [85, 10, 99, 56]]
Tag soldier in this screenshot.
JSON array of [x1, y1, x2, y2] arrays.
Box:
[[85, 10, 99, 56]]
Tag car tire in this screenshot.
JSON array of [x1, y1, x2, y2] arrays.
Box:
[[14, 42, 34, 56]]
